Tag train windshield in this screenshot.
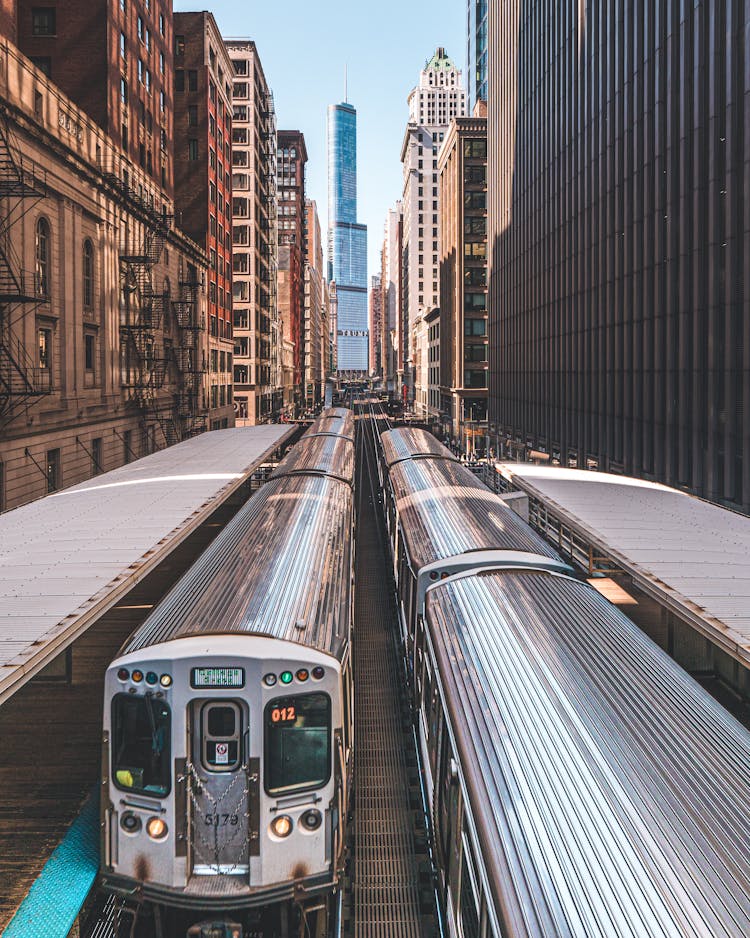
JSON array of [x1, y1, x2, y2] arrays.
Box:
[[264, 693, 331, 795], [112, 694, 171, 797]]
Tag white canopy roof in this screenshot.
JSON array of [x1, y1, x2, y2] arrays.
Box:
[[496, 464, 750, 664], [0, 425, 293, 702]]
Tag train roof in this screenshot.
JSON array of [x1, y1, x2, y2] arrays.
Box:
[[122, 472, 353, 660], [427, 570, 750, 937], [306, 408, 354, 440], [389, 457, 559, 571], [271, 432, 354, 486], [381, 427, 457, 468]]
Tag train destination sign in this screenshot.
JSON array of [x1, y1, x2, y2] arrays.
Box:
[[190, 667, 245, 689]]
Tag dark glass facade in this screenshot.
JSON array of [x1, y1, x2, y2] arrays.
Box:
[[467, 0, 488, 111], [327, 102, 368, 371], [488, 2, 750, 513]]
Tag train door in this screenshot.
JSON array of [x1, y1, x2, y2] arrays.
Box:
[[187, 700, 259, 876]]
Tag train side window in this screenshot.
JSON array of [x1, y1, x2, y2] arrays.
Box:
[[112, 693, 171, 797], [460, 828, 481, 938], [265, 692, 331, 796], [415, 623, 425, 694]]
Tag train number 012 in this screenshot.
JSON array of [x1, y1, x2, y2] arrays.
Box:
[[271, 705, 296, 724]]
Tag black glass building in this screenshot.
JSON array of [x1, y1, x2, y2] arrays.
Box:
[[487, 2, 750, 513]]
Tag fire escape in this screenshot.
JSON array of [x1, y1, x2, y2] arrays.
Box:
[[263, 90, 281, 418], [172, 269, 207, 438], [0, 114, 49, 425]]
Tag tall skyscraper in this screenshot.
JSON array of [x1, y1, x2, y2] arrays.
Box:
[[467, 0, 488, 110], [381, 203, 403, 393], [327, 102, 368, 373], [400, 49, 465, 396], [487, 1, 750, 513]]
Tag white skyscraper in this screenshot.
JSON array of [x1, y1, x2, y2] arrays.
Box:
[[400, 48, 465, 397]]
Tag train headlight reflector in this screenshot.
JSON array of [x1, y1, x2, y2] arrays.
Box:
[[120, 811, 141, 834], [263, 673, 277, 687], [131, 670, 144, 683], [159, 674, 172, 687], [271, 815, 293, 838], [146, 817, 168, 840], [301, 809, 322, 831], [280, 671, 293, 685]]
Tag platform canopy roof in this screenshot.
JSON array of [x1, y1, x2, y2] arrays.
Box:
[[496, 464, 750, 666], [0, 425, 293, 703]]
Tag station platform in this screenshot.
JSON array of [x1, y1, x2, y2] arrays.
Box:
[[491, 463, 750, 702], [0, 425, 294, 935]]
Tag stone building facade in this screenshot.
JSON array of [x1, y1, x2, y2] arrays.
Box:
[[0, 40, 208, 511]]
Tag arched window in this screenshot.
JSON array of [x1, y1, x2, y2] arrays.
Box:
[[35, 218, 50, 297], [83, 240, 94, 308]]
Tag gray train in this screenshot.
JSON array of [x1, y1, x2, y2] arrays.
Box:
[[380, 426, 750, 938], [100, 409, 355, 935]]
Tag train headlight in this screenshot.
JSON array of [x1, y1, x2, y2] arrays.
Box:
[[120, 811, 141, 834], [300, 809, 322, 831], [146, 816, 168, 840], [271, 815, 293, 838]]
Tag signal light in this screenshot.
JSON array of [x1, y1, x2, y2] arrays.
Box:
[[280, 671, 293, 685], [296, 668, 309, 682], [117, 668, 129, 681], [146, 671, 158, 685], [312, 666, 325, 680], [131, 670, 144, 683], [263, 673, 277, 687], [159, 674, 172, 687], [146, 816, 168, 840], [271, 815, 293, 838]]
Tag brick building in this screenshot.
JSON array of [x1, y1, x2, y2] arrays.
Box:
[[438, 107, 488, 453], [277, 129, 306, 414], [0, 40, 208, 511], [304, 198, 326, 409], [16, 0, 173, 196], [173, 11, 233, 429], [225, 39, 280, 424]]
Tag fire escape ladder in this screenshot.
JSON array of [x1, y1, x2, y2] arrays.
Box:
[[0, 112, 50, 424], [172, 276, 207, 438]]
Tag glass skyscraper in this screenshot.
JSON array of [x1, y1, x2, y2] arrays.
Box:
[[467, 0, 488, 110], [327, 102, 368, 372]]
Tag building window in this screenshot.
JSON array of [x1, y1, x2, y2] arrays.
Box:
[[32, 7, 56, 35], [174, 34, 185, 56], [188, 139, 198, 161], [35, 218, 50, 297], [38, 325, 52, 371], [83, 240, 94, 308], [175, 69, 184, 92], [120, 32, 126, 59], [159, 14, 164, 35], [188, 70, 198, 92], [92, 437, 103, 475], [84, 332, 95, 371], [120, 77, 128, 104], [137, 15, 143, 40], [46, 448, 60, 493]]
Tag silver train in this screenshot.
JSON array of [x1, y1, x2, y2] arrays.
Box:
[[380, 426, 750, 938], [100, 409, 355, 930]]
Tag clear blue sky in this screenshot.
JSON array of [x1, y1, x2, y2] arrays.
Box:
[[173, 0, 465, 279]]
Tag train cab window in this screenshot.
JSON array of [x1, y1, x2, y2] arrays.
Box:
[[201, 702, 242, 772], [112, 694, 171, 797], [265, 693, 331, 796]]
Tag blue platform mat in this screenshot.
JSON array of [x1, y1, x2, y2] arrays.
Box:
[[2, 791, 99, 938]]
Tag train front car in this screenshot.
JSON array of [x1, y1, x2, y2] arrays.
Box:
[[100, 410, 355, 931]]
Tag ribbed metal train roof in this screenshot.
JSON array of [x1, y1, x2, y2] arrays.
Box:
[[390, 458, 559, 571], [271, 433, 355, 486], [381, 427, 457, 468], [306, 408, 355, 440], [427, 570, 750, 937], [0, 425, 293, 703], [122, 472, 353, 660]]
